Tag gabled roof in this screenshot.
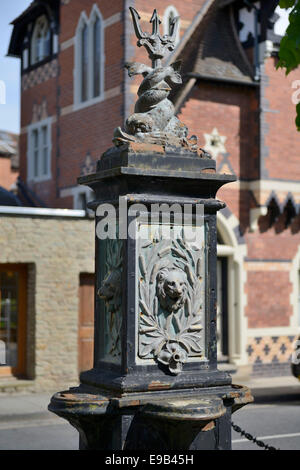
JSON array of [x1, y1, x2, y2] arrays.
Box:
[[172, 0, 254, 85], [0, 186, 21, 207], [8, 0, 59, 58], [0, 131, 19, 170], [10, 1, 39, 25], [187, 5, 254, 84], [219, 0, 238, 6], [167, 0, 256, 110]]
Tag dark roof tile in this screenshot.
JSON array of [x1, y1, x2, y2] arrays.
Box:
[[0, 186, 21, 207], [185, 4, 254, 84]]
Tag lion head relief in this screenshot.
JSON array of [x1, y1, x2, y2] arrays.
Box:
[[156, 267, 188, 313]]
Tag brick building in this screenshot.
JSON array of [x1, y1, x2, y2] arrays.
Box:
[[0, 131, 19, 191], [2, 0, 299, 388]]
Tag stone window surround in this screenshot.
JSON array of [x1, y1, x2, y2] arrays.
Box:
[[74, 4, 105, 111], [217, 211, 248, 366], [60, 185, 94, 211], [163, 5, 181, 46], [27, 117, 52, 183]]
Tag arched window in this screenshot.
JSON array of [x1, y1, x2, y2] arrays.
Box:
[[163, 6, 180, 46], [92, 16, 102, 98], [168, 9, 176, 36], [81, 23, 88, 102], [75, 6, 104, 106], [31, 15, 51, 65], [22, 36, 29, 70]]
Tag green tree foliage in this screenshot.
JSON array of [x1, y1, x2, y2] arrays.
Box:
[[277, 0, 300, 130]]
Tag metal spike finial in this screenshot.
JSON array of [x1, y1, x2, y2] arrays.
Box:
[[150, 9, 161, 36], [129, 7, 179, 68]]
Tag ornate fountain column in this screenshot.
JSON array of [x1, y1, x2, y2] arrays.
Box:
[[49, 8, 253, 450]]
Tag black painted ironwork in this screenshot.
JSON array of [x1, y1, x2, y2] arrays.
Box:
[[231, 421, 279, 451], [48, 7, 253, 450]]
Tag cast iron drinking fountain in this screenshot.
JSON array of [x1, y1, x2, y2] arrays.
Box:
[[49, 8, 253, 450]]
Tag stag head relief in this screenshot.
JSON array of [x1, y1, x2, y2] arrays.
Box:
[[97, 240, 123, 359]]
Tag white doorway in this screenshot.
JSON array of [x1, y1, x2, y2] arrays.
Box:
[[217, 212, 248, 367]]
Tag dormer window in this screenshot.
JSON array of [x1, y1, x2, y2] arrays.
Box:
[[31, 15, 51, 65], [8, 4, 59, 72]]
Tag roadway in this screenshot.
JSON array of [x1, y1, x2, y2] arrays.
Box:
[[0, 385, 299, 450]]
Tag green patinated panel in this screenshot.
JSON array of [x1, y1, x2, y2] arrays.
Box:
[[98, 237, 123, 364], [136, 222, 206, 375]]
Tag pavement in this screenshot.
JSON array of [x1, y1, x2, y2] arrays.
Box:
[[0, 393, 56, 426], [0, 375, 299, 423]]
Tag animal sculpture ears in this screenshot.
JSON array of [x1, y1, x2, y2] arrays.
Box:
[[171, 60, 182, 72], [168, 61, 182, 85], [124, 62, 152, 77]]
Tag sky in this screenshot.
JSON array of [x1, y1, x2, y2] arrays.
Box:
[[0, 2, 292, 135], [0, 1, 31, 134]]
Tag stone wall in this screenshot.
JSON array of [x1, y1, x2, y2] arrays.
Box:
[[19, 0, 124, 208], [0, 213, 94, 392]]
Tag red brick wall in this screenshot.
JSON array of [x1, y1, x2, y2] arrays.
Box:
[[21, 76, 57, 127], [59, 95, 123, 188], [263, 57, 300, 180], [0, 158, 18, 190], [19, 0, 125, 208], [177, 81, 258, 233], [19, 70, 57, 206], [242, 57, 300, 328], [60, 0, 122, 44], [178, 82, 259, 180], [246, 271, 292, 328], [134, 0, 208, 40], [58, 0, 124, 197]]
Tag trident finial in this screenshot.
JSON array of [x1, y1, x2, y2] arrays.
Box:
[[129, 7, 179, 68], [150, 9, 161, 36]]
